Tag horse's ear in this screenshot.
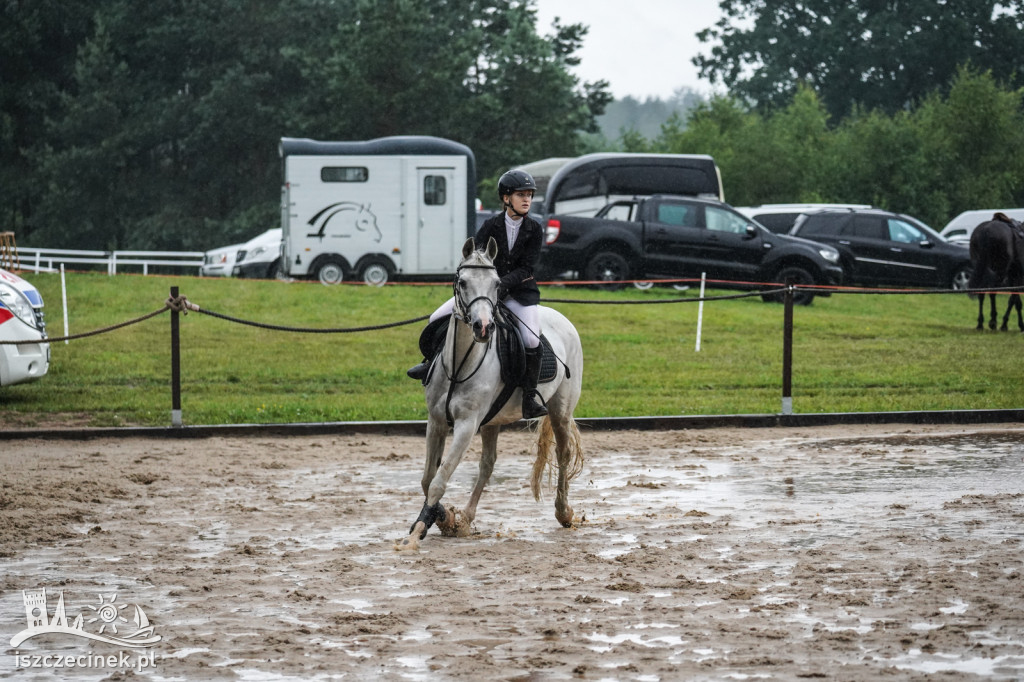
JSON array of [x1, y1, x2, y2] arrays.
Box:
[[486, 236, 499, 260], [462, 237, 476, 259]]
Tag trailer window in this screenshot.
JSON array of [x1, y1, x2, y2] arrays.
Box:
[[424, 175, 447, 205], [321, 167, 368, 182]]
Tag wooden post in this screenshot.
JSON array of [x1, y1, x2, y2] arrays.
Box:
[[782, 286, 794, 415], [170, 286, 182, 426]]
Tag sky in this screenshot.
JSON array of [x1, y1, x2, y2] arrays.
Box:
[[533, 0, 726, 101]]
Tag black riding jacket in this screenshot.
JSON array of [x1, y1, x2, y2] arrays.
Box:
[[474, 212, 542, 306]]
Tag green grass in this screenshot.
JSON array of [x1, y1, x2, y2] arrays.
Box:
[[1, 272, 1020, 427]]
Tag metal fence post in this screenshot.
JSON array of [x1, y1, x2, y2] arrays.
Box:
[[782, 285, 794, 415], [170, 285, 182, 426]]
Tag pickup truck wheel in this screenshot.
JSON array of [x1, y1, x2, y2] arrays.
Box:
[[585, 251, 630, 290], [762, 266, 816, 306], [633, 280, 654, 290]]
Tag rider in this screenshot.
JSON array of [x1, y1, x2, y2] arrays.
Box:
[[407, 169, 548, 419]]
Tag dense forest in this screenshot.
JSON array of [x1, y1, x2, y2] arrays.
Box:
[[3, 0, 1024, 251]]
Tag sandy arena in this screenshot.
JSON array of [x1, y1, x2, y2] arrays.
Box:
[[1, 423, 1023, 680]]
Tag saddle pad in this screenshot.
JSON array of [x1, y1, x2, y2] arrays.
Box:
[[538, 336, 558, 384]]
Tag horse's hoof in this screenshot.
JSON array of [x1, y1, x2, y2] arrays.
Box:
[[437, 505, 471, 537], [394, 534, 421, 552]]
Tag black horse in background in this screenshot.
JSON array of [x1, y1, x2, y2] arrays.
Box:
[[968, 213, 1024, 331]]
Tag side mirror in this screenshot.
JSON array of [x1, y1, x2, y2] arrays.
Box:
[[744, 224, 758, 239]]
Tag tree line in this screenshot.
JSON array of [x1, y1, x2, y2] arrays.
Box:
[[624, 68, 1024, 230], [2, 0, 609, 251], [3, 0, 1023, 252]]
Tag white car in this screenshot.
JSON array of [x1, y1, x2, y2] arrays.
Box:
[[200, 242, 244, 277], [232, 228, 282, 279], [0, 268, 49, 386], [735, 203, 872, 234], [940, 209, 1024, 245]]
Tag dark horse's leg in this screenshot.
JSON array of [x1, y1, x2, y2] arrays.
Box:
[[978, 293, 993, 330], [989, 293, 998, 330]]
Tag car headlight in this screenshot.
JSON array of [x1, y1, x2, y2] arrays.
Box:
[[819, 248, 840, 264], [0, 282, 39, 328]]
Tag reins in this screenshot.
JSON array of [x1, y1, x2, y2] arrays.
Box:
[[443, 261, 500, 425]]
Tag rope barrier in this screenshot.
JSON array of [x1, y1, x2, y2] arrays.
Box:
[[193, 307, 431, 333], [2, 283, 1020, 346]]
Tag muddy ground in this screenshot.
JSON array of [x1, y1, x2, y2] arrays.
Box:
[[1, 423, 1023, 680]]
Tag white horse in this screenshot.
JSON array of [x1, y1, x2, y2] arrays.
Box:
[[398, 236, 585, 549]]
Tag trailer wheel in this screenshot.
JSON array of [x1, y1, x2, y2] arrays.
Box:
[[316, 258, 347, 285], [358, 258, 394, 287]]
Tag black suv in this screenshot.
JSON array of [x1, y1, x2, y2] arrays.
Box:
[[789, 209, 972, 289], [538, 195, 845, 305]]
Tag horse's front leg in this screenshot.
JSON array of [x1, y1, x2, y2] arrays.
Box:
[[989, 293, 998, 330], [459, 424, 500, 531], [399, 419, 477, 548], [420, 418, 447, 496]]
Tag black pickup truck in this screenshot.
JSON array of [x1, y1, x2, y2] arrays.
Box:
[[537, 194, 844, 305]]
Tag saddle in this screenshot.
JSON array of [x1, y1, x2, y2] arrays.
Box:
[[417, 307, 558, 389], [994, 212, 1024, 241]]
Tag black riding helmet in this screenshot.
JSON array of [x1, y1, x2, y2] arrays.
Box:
[[497, 169, 537, 199], [498, 169, 537, 217]]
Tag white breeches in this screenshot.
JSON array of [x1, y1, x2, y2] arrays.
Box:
[[430, 297, 541, 349]]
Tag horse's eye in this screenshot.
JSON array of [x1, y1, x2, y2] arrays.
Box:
[[458, 280, 467, 290]]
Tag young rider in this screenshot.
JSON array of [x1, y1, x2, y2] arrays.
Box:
[[407, 169, 548, 419]]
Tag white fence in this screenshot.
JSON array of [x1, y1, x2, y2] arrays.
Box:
[[16, 248, 204, 276]]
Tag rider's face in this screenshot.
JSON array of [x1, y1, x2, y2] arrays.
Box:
[[505, 190, 533, 216]]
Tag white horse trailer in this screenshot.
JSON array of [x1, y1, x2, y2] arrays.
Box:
[[280, 136, 476, 285]]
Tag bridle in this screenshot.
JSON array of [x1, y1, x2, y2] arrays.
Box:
[[441, 260, 500, 426], [452, 262, 498, 326]]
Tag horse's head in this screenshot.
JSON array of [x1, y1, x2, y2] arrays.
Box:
[[453, 237, 500, 343]]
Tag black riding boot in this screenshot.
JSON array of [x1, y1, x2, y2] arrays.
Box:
[[521, 346, 548, 419], [407, 359, 430, 381]]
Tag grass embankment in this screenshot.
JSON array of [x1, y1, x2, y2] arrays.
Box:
[[0, 272, 1018, 427]]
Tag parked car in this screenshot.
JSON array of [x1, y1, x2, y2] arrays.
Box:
[[735, 203, 872, 234], [940, 208, 1024, 246], [232, 229, 282, 279], [0, 268, 49, 386], [789, 208, 972, 289], [200, 242, 244, 277], [538, 194, 844, 305]]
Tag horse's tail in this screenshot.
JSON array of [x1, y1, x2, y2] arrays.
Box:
[[530, 415, 584, 501]]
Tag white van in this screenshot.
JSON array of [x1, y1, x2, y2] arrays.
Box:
[[0, 268, 49, 386], [940, 209, 1024, 245], [232, 228, 282, 279], [200, 242, 244, 277], [280, 136, 475, 285]]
